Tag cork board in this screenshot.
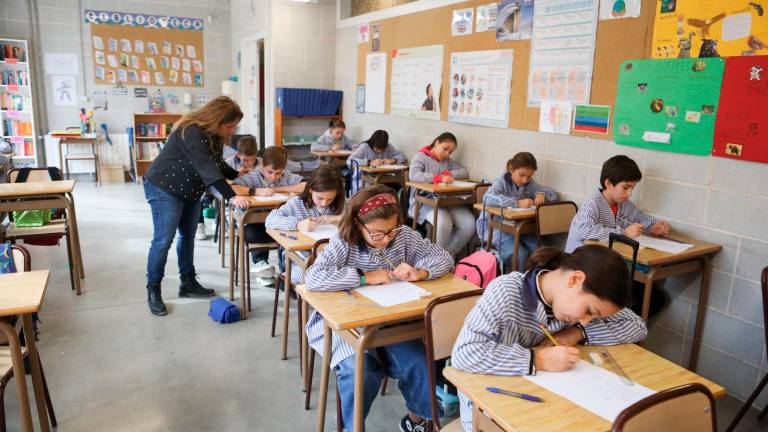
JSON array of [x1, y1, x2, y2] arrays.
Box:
[[357, 0, 657, 140], [88, 21, 204, 88]]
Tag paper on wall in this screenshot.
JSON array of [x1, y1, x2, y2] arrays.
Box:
[[44, 53, 79, 75], [365, 52, 387, 114], [448, 49, 514, 128], [389, 45, 443, 120], [452, 8, 474, 36], [539, 100, 573, 134], [598, 0, 641, 20], [475, 3, 498, 32]]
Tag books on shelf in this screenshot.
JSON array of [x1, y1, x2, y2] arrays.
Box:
[[0, 44, 27, 62], [0, 93, 31, 111], [1, 69, 29, 86], [139, 141, 164, 160], [2, 119, 32, 136], [1, 38, 37, 166], [136, 122, 173, 138]]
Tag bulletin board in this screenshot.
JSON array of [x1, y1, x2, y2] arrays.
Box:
[[356, 0, 658, 140], [85, 10, 205, 88]]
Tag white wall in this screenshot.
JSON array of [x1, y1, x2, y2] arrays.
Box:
[[335, 25, 768, 407]]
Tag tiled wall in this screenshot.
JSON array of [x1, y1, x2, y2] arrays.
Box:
[[335, 25, 768, 406]]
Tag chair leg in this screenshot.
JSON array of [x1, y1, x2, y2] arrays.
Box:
[[336, 381, 343, 432], [234, 237, 239, 287], [305, 349, 315, 410], [759, 401, 768, 420], [39, 360, 56, 427], [726, 373, 768, 432], [297, 296, 303, 376], [0, 382, 6, 432], [270, 276, 281, 337], [65, 232, 75, 292], [246, 258, 251, 312], [380, 376, 388, 396]]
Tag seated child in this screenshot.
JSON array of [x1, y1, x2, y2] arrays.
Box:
[[225, 135, 259, 175], [348, 129, 406, 194], [304, 185, 454, 431]]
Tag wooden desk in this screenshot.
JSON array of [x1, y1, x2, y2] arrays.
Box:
[[586, 233, 721, 371], [297, 275, 478, 432], [58, 137, 100, 185], [358, 165, 408, 190], [311, 150, 352, 168], [0, 180, 85, 294], [406, 181, 477, 243], [474, 203, 537, 272], [228, 195, 292, 318], [444, 343, 725, 432], [0, 270, 52, 432]]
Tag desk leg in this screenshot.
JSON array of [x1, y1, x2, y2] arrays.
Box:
[[238, 216, 247, 319], [353, 327, 376, 432], [228, 210, 236, 301], [430, 204, 439, 243], [302, 299, 310, 392], [23, 315, 50, 432], [688, 257, 712, 371], [412, 200, 420, 231], [510, 220, 531, 273], [63, 196, 83, 294], [220, 198, 226, 268], [640, 268, 658, 321], [65, 193, 85, 278], [0, 321, 32, 432], [281, 254, 293, 360], [316, 324, 332, 432]]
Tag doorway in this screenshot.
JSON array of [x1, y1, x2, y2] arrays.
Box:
[[240, 35, 266, 151]]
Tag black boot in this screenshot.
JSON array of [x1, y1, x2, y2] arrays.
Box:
[[147, 283, 167, 316], [179, 273, 216, 298]]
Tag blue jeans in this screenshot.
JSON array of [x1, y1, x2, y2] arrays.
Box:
[[334, 341, 434, 430], [500, 233, 539, 270], [144, 179, 202, 284]]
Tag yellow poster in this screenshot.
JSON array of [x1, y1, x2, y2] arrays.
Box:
[[651, 0, 768, 59]]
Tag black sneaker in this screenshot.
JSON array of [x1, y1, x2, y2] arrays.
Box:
[[399, 415, 431, 432], [179, 273, 216, 298], [147, 283, 167, 316]]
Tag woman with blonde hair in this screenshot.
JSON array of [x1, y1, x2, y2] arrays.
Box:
[[143, 96, 250, 316]]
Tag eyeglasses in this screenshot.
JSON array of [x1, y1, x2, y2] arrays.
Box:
[[361, 223, 403, 241]]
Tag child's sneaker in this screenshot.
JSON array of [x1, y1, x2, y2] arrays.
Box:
[[399, 415, 431, 432], [251, 260, 275, 278], [257, 276, 276, 286], [195, 223, 208, 240]]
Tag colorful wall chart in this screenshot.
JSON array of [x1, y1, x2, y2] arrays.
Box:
[[527, 0, 599, 106], [651, 0, 768, 59], [713, 55, 768, 163], [85, 10, 205, 88], [614, 58, 725, 155], [448, 49, 514, 128], [389, 45, 443, 120]]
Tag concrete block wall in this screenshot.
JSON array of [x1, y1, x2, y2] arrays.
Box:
[[335, 25, 768, 406]]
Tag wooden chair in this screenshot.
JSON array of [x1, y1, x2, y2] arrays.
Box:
[[726, 266, 768, 431], [612, 383, 716, 432], [535, 201, 577, 248], [424, 290, 484, 430], [0, 245, 57, 431]]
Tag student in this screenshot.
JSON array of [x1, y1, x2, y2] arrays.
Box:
[[311, 119, 358, 153], [348, 130, 406, 194], [477, 152, 558, 270], [420, 84, 436, 112], [234, 146, 306, 283], [304, 185, 454, 432], [225, 135, 259, 175], [565, 155, 670, 253], [451, 245, 648, 431], [408, 132, 474, 256], [265, 166, 345, 281]]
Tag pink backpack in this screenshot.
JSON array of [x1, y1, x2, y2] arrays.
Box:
[[454, 251, 498, 289]]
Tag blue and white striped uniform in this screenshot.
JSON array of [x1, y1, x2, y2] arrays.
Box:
[[233, 169, 303, 189], [565, 188, 657, 253], [408, 150, 470, 224], [452, 270, 647, 431], [304, 227, 454, 369], [476, 174, 558, 248], [311, 129, 359, 152], [224, 154, 260, 173], [347, 142, 406, 167]]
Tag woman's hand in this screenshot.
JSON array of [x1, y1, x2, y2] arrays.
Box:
[[255, 188, 274, 197], [392, 263, 428, 282], [297, 218, 317, 232], [238, 167, 250, 177], [231, 196, 250, 209], [364, 269, 391, 285]]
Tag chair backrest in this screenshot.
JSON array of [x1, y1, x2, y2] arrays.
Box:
[[10, 245, 30, 272], [536, 201, 578, 238], [307, 238, 330, 267], [474, 183, 491, 205], [9, 167, 62, 183], [612, 383, 716, 432], [424, 290, 484, 429]]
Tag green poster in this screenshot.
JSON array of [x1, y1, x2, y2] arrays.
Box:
[[613, 58, 725, 155]]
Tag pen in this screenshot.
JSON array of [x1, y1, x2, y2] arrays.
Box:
[[486, 387, 544, 403], [279, 232, 298, 240], [539, 324, 559, 346]]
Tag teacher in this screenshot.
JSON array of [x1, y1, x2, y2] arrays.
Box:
[[143, 96, 250, 316]]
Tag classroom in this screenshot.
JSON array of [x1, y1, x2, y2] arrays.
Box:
[[0, 0, 767, 430]]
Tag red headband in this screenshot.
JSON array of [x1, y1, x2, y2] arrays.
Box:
[[358, 193, 397, 217]]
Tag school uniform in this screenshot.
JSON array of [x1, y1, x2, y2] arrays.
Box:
[[224, 154, 259, 173], [304, 227, 454, 428], [408, 146, 474, 256], [310, 128, 359, 153], [565, 188, 657, 253], [234, 170, 304, 263], [452, 270, 647, 431], [347, 142, 406, 194], [477, 173, 557, 268]]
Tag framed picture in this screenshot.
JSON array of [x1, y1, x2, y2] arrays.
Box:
[[356, 84, 365, 113]]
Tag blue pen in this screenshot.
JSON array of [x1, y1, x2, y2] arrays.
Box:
[[486, 387, 544, 402], [279, 232, 298, 240]]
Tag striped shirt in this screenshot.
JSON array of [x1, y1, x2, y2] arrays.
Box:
[[565, 188, 657, 253], [408, 150, 470, 224], [224, 154, 260, 173], [452, 270, 647, 430], [233, 169, 303, 189], [311, 129, 358, 152], [265, 196, 339, 231], [304, 227, 454, 368], [476, 174, 558, 248], [347, 142, 407, 167]]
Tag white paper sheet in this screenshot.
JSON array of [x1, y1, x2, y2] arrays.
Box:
[[365, 52, 387, 113], [506, 206, 535, 212], [354, 280, 430, 307], [636, 235, 693, 254], [449, 180, 476, 187], [329, 150, 353, 155], [525, 360, 655, 422], [301, 224, 338, 241], [252, 193, 290, 202], [376, 164, 408, 170]]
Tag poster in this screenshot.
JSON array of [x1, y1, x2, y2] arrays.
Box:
[[496, 0, 534, 41], [573, 104, 611, 134], [712, 56, 768, 163], [651, 0, 768, 59], [371, 24, 381, 52], [527, 0, 599, 106], [614, 58, 725, 155], [452, 8, 474, 36], [390, 45, 443, 120], [43, 53, 79, 75], [476, 3, 498, 32], [356, 84, 365, 113], [599, 0, 641, 20], [539, 100, 573, 134], [448, 49, 514, 128], [358, 23, 369, 43], [51, 75, 76, 106], [365, 52, 387, 114]]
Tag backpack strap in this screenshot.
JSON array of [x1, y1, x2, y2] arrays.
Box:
[[456, 261, 484, 288]]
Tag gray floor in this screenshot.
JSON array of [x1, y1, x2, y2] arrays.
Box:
[[3, 182, 767, 431]]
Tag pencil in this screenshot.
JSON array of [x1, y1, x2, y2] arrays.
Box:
[[539, 324, 559, 346]]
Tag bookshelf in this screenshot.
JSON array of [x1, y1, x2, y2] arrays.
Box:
[[132, 112, 182, 180], [0, 38, 38, 167]]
